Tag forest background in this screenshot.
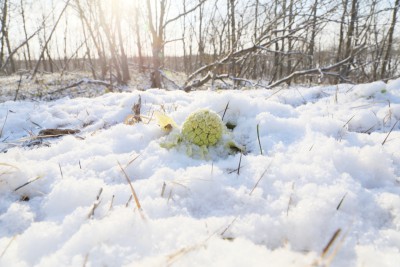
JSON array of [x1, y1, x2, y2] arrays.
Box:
[[0, 0, 399, 92]]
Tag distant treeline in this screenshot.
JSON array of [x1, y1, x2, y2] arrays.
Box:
[[0, 0, 399, 90]]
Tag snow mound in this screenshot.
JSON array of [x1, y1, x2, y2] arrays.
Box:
[[1, 80, 400, 266]]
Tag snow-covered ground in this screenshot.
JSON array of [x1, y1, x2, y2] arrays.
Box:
[[1, 80, 400, 266]]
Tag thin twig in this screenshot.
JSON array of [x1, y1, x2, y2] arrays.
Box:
[[51, 79, 116, 94]]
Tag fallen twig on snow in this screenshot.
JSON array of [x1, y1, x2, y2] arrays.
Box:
[[51, 79, 115, 94], [37, 128, 80, 139]]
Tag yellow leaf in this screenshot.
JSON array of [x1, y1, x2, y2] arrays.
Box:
[[154, 111, 178, 132]]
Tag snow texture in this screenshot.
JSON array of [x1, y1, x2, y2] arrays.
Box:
[[1, 79, 400, 266]]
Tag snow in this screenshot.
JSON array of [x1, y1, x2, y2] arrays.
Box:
[[1, 80, 400, 266]]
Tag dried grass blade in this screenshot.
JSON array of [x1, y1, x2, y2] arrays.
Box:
[[133, 95, 142, 122], [0, 236, 16, 259], [87, 187, 103, 219], [382, 119, 399, 145], [109, 195, 115, 211], [342, 115, 355, 129], [161, 182, 166, 197], [14, 176, 42, 191], [321, 228, 341, 258], [324, 227, 350, 266], [221, 216, 239, 236], [118, 161, 142, 210], [336, 193, 347, 211], [0, 110, 9, 138], [236, 153, 242, 175], [249, 160, 273, 195], [126, 154, 141, 168], [257, 124, 263, 155], [0, 163, 19, 170], [222, 101, 230, 121]]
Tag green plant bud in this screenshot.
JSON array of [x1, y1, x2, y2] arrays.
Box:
[[181, 109, 224, 146]]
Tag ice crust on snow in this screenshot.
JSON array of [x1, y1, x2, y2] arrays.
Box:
[[1, 80, 400, 266]]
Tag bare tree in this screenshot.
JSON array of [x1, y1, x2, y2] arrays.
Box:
[[115, 1, 130, 84], [0, 0, 7, 67], [0, 0, 397, 90], [4, 0, 15, 72], [145, 0, 206, 88], [134, 1, 144, 73], [75, 0, 107, 79], [32, 0, 72, 78], [20, 0, 32, 69]]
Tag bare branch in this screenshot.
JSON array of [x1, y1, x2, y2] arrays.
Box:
[[163, 0, 207, 29]]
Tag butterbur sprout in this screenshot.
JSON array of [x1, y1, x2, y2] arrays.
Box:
[[181, 109, 224, 147]]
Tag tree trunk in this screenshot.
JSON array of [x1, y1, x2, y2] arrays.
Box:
[[380, 0, 400, 78], [0, 0, 8, 68], [271, 0, 280, 82], [229, 0, 236, 50], [340, 0, 358, 79], [97, 1, 122, 84], [20, 0, 32, 69], [135, 2, 144, 73], [198, 1, 205, 66], [252, 0, 259, 79], [151, 36, 163, 88], [229, 0, 236, 82], [116, 2, 130, 84], [287, 0, 294, 79], [308, 0, 318, 83], [146, 0, 165, 88]]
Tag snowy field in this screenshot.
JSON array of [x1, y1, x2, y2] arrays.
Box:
[[1, 80, 400, 266]]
